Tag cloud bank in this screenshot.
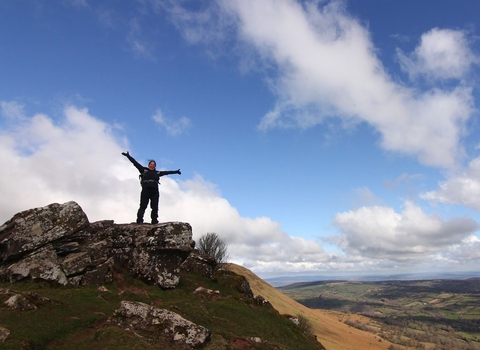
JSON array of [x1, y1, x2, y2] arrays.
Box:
[[333, 201, 478, 259]]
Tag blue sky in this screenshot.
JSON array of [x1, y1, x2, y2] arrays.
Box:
[[1, 0, 480, 279]]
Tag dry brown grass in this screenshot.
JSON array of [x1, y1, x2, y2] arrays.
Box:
[[227, 264, 392, 350]]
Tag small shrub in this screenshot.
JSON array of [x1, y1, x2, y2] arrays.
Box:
[[296, 313, 315, 337], [197, 232, 229, 264]]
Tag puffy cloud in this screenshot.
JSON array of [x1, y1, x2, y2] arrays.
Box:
[[397, 28, 479, 81], [227, 0, 476, 168], [161, 174, 333, 264], [447, 235, 480, 263], [332, 201, 478, 260], [421, 157, 480, 210], [158, 0, 476, 169], [0, 102, 136, 222]]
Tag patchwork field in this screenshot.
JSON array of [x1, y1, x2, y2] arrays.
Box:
[[279, 278, 480, 350]]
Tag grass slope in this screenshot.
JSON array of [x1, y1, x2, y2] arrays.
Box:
[[227, 264, 392, 350], [0, 267, 323, 350]]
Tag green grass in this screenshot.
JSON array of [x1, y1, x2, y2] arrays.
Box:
[[0, 269, 324, 350]]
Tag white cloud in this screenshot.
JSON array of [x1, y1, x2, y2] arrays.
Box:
[[332, 201, 478, 260], [159, 174, 333, 265], [421, 157, 480, 210], [0, 102, 136, 222], [160, 0, 476, 169], [152, 108, 192, 136], [448, 235, 480, 262], [397, 28, 478, 81]]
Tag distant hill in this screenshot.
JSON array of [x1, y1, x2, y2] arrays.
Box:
[[264, 271, 480, 287], [277, 277, 480, 349], [227, 264, 392, 350]]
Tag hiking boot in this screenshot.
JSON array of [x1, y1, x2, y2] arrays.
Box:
[[151, 220, 158, 225], [136, 219, 144, 224]]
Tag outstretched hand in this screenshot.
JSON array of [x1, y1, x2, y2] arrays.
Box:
[[122, 151, 129, 157], [177, 169, 181, 175]]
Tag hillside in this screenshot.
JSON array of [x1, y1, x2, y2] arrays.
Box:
[[227, 264, 392, 350], [0, 267, 325, 349], [0, 201, 387, 349]]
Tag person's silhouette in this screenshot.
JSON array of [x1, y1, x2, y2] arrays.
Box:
[[122, 151, 181, 224]]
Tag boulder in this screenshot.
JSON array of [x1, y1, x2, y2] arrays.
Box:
[[0, 201, 89, 263], [1, 288, 57, 310], [4, 294, 37, 311], [0, 202, 195, 289], [4, 244, 68, 285], [180, 250, 217, 278], [113, 300, 211, 348]]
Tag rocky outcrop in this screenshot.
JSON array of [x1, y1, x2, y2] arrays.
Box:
[[113, 301, 211, 348], [0, 201, 194, 289]]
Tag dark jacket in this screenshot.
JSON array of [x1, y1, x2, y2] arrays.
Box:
[[125, 154, 180, 189]]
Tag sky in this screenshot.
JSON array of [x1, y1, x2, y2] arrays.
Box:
[[1, 0, 480, 279]]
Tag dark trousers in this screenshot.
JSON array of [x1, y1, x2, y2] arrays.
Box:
[[137, 187, 159, 223]]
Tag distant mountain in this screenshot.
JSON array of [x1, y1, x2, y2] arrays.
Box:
[[264, 270, 480, 287]]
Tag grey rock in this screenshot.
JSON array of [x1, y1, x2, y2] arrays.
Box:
[[61, 251, 91, 276], [0, 201, 89, 263], [180, 250, 217, 278], [114, 300, 211, 348], [80, 257, 114, 286], [4, 244, 68, 285], [4, 294, 37, 311]]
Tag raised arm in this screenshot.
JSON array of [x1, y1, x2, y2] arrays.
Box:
[[158, 169, 181, 177], [122, 151, 145, 173]]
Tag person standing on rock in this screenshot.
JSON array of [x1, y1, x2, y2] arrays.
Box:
[[122, 151, 181, 224]]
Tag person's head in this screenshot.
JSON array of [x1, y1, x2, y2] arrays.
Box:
[[148, 160, 156, 170]]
